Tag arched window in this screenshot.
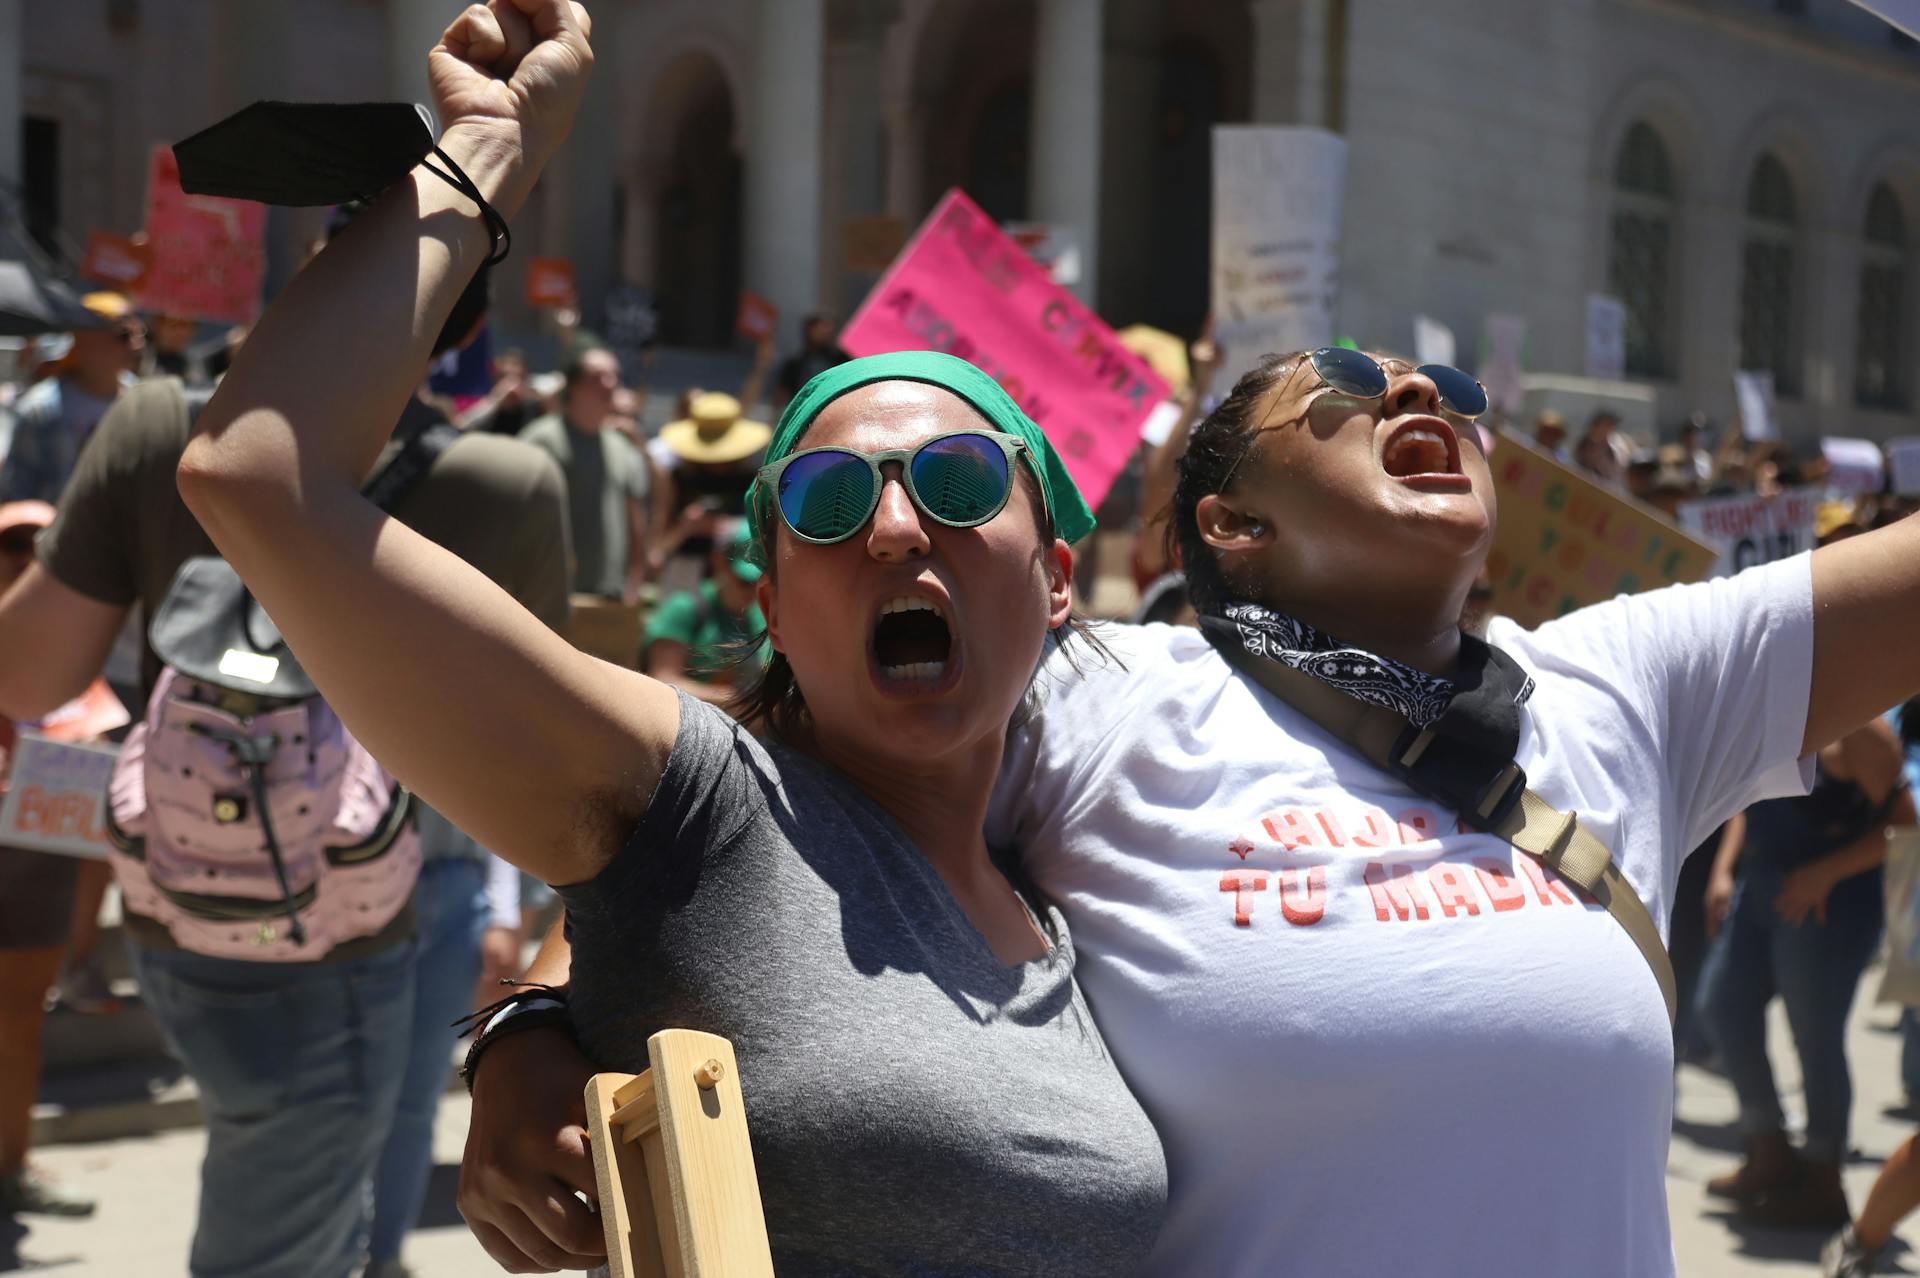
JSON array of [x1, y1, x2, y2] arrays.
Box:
[[1608, 122, 1676, 378], [1739, 152, 1799, 394], [1856, 182, 1907, 409]]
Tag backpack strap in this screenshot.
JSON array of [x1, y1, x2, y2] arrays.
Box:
[[362, 420, 460, 512], [1223, 650, 1679, 1026]]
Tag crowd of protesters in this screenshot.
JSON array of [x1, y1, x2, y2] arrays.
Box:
[[3, 6, 1920, 1278]]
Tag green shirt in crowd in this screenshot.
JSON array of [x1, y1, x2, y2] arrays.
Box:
[[643, 580, 766, 682]]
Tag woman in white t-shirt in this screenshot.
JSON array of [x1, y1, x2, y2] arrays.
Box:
[[990, 346, 1920, 1276], [466, 346, 1920, 1276]]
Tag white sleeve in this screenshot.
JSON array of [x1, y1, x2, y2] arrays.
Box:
[[483, 853, 522, 930], [1514, 554, 1815, 854]]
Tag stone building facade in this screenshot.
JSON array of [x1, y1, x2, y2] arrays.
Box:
[[6, 0, 1920, 443]]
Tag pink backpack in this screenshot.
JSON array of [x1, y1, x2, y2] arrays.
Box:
[[103, 408, 454, 960]]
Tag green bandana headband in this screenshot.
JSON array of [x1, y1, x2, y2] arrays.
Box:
[[745, 350, 1096, 552]]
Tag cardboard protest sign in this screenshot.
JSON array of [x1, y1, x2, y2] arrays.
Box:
[[524, 257, 577, 308], [839, 188, 1169, 512], [137, 144, 266, 324], [0, 733, 119, 860], [1584, 295, 1626, 381], [1822, 437, 1886, 497], [1677, 488, 1820, 578], [1485, 428, 1717, 628], [80, 231, 152, 291], [1211, 126, 1345, 388], [736, 292, 779, 343], [842, 215, 908, 273], [1887, 437, 1920, 496]]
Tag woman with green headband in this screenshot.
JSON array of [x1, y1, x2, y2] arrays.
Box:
[[173, 7, 1163, 1273]]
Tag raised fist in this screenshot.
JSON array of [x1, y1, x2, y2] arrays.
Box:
[[428, 0, 594, 174]]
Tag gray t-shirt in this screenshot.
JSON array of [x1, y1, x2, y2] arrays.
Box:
[[558, 695, 1167, 1275], [518, 414, 649, 598]]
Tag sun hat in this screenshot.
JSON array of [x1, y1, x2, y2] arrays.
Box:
[[660, 392, 773, 465]]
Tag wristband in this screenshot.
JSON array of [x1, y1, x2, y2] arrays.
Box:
[[457, 985, 572, 1093], [419, 145, 513, 266]]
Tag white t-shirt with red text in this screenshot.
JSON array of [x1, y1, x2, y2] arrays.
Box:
[[992, 555, 1815, 1277]]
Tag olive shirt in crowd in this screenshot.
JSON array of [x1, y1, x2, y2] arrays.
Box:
[[517, 413, 649, 598], [34, 378, 572, 956]]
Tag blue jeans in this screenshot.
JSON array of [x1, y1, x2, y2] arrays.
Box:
[[1698, 864, 1882, 1162], [134, 936, 416, 1278], [369, 858, 490, 1264]]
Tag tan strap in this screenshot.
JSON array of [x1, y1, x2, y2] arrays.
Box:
[[1228, 654, 1679, 1026]]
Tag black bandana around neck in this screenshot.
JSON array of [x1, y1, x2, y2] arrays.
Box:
[[1201, 602, 1459, 726]]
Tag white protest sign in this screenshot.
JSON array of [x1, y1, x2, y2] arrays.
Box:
[[1212, 126, 1346, 388], [1004, 222, 1084, 287], [0, 733, 119, 860], [1413, 315, 1456, 367], [1478, 313, 1527, 415], [1734, 370, 1778, 441], [1585, 295, 1627, 381], [1822, 437, 1886, 497], [1888, 437, 1920, 496], [1676, 487, 1820, 578]]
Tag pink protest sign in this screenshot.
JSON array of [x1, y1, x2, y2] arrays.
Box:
[[840, 189, 1168, 511], [139, 145, 267, 325]]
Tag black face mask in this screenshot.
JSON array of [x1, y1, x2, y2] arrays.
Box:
[[171, 100, 509, 266], [173, 101, 438, 207]]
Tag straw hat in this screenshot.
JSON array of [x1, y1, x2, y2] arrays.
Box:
[[660, 392, 772, 465]]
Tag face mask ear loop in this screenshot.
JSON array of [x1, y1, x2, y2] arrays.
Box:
[[419, 145, 512, 266]]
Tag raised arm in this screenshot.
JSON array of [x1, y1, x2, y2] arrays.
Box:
[[1804, 513, 1920, 755], [175, 0, 674, 887]]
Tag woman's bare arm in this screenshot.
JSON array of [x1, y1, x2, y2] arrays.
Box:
[[176, 1, 674, 887], [1805, 512, 1920, 755]]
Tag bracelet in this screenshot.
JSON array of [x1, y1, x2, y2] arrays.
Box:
[[457, 984, 572, 1093], [419, 144, 513, 266]]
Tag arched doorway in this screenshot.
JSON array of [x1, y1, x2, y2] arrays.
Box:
[[645, 52, 742, 348]]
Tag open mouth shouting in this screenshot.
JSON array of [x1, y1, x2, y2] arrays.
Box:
[[1379, 416, 1472, 492], [869, 593, 961, 694]]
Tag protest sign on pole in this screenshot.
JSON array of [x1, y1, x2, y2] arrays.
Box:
[[840, 189, 1170, 512], [1676, 488, 1820, 578], [736, 292, 779, 343], [80, 231, 152, 292], [1413, 315, 1456, 367], [524, 257, 578, 309], [137, 144, 266, 324], [0, 734, 119, 860], [1822, 437, 1886, 497], [1734, 370, 1778, 441], [1479, 313, 1528, 416], [1211, 126, 1346, 389], [1485, 427, 1717, 628], [1584, 295, 1627, 381]]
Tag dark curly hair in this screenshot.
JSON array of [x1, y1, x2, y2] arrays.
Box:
[[1167, 351, 1309, 615]]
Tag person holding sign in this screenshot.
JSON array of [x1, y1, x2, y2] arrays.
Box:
[[173, 5, 1165, 1274]]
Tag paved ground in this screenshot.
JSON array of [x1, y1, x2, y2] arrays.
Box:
[[11, 994, 1920, 1276]]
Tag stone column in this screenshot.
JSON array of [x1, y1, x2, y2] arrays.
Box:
[[0, 0, 20, 191], [1028, 0, 1104, 305], [745, 0, 826, 336], [562, 42, 618, 329], [823, 0, 900, 315]]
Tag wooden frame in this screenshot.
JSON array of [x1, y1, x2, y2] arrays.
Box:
[[584, 1029, 774, 1278]]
